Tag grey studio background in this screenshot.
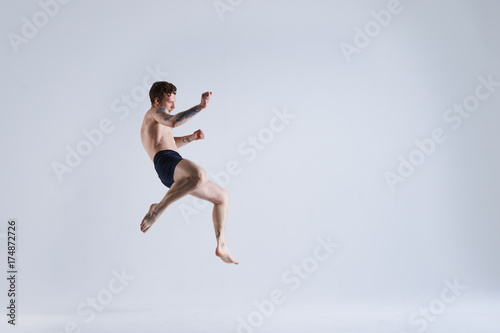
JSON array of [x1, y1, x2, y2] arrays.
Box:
[[1, 0, 499, 332]]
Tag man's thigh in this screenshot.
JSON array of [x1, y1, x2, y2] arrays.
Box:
[[173, 158, 205, 182]]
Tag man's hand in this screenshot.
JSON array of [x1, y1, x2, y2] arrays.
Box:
[[192, 129, 205, 141], [200, 91, 212, 109], [177, 129, 204, 148]]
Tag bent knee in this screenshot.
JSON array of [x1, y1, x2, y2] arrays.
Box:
[[189, 169, 208, 188], [216, 188, 229, 205]]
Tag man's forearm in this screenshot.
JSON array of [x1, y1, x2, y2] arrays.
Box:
[[175, 135, 193, 148], [172, 105, 203, 127]]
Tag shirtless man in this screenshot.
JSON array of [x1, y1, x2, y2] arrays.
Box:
[[140, 81, 238, 265]]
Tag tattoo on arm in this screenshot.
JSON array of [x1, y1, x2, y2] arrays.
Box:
[[156, 106, 174, 122], [176, 105, 202, 123], [182, 136, 192, 144]]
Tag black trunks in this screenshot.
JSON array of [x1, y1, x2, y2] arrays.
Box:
[[153, 149, 183, 188]]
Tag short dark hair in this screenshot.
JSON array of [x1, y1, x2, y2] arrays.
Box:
[[149, 81, 177, 105]]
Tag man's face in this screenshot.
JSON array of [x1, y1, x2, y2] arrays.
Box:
[[156, 93, 176, 113]]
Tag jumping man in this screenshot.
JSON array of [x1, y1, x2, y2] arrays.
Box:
[[140, 81, 238, 265]]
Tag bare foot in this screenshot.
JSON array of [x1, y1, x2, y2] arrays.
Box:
[[141, 204, 160, 233], [215, 242, 239, 264]]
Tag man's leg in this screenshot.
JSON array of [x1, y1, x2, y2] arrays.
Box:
[[191, 181, 239, 264], [141, 159, 207, 233]]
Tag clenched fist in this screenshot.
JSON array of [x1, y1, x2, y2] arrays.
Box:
[[191, 129, 205, 141], [200, 91, 212, 109]]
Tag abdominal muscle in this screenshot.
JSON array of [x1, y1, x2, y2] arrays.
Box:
[[140, 109, 178, 161]]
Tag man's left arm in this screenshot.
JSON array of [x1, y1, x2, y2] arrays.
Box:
[[175, 129, 205, 148]]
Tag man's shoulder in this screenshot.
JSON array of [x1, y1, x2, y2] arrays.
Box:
[[141, 108, 155, 125], [143, 108, 173, 129], [144, 107, 158, 120]]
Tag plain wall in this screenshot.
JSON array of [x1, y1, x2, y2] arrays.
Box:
[[0, 0, 499, 325]]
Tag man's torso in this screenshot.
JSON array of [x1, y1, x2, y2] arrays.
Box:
[[141, 108, 178, 161]]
